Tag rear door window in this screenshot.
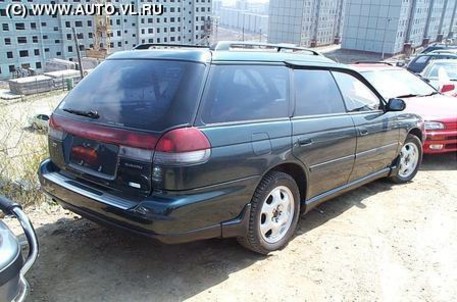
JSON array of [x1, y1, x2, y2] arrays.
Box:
[[202, 65, 289, 123], [57, 59, 205, 132], [294, 69, 346, 116]]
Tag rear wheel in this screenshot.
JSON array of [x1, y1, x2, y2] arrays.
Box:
[[238, 171, 300, 254], [390, 134, 422, 183]]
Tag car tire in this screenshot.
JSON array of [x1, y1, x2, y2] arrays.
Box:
[[238, 171, 300, 255], [390, 134, 422, 184]]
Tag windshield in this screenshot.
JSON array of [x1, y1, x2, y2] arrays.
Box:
[[425, 62, 457, 79], [57, 59, 205, 132], [360, 69, 436, 99]]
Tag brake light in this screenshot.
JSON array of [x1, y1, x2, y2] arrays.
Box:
[[154, 128, 211, 165], [440, 83, 455, 93], [156, 128, 210, 152]]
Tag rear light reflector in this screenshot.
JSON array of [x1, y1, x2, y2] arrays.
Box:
[[154, 128, 211, 165], [71, 145, 99, 166], [50, 114, 158, 150]]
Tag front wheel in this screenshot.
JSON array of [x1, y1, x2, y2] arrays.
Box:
[[238, 171, 300, 254], [390, 134, 422, 183]]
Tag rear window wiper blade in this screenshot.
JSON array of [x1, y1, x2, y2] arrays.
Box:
[[63, 108, 100, 119], [396, 94, 419, 98]]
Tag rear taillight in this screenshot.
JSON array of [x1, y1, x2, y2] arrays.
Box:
[[49, 115, 210, 165], [154, 128, 211, 165], [49, 115, 66, 140]]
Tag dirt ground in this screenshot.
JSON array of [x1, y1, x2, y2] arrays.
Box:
[[4, 152, 455, 302]]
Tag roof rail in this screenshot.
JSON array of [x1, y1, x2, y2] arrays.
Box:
[[353, 61, 393, 66], [211, 41, 322, 56], [134, 43, 209, 50]]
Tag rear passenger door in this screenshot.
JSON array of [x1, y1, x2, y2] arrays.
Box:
[[291, 69, 357, 199], [332, 71, 400, 182], [196, 64, 293, 199]]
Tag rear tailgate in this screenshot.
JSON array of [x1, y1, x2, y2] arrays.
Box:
[[48, 59, 206, 196]]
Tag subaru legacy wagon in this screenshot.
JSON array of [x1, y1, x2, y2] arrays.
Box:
[[39, 42, 424, 254]]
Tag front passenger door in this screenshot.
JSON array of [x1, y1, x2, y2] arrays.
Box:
[[332, 71, 400, 182]]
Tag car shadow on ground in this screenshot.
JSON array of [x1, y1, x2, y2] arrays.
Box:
[[297, 179, 394, 235], [420, 153, 457, 171], [24, 178, 396, 301], [22, 126, 47, 134], [27, 214, 264, 301]]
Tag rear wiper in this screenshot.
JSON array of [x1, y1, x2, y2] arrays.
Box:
[[396, 94, 419, 98], [63, 108, 100, 119]]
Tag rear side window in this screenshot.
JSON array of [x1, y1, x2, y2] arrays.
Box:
[[58, 59, 205, 132], [294, 69, 345, 116], [202, 65, 289, 123]]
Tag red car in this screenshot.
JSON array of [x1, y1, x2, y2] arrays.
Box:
[[353, 63, 457, 154]]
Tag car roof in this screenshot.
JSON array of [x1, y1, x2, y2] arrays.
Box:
[[414, 52, 457, 58], [425, 59, 457, 65], [349, 62, 404, 72], [430, 49, 457, 53], [106, 42, 341, 68]]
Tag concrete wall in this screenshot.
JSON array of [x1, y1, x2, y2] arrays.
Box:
[[268, 0, 345, 47]]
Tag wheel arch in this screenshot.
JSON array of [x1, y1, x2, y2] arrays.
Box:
[[267, 162, 308, 205], [408, 127, 424, 142]]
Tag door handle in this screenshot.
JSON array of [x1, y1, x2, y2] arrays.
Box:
[[298, 138, 313, 146], [359, 128, 369, 136]]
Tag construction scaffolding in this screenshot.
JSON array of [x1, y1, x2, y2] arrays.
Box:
[[86, 0, 112, 59]]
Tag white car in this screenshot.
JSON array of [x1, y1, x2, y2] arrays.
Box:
[[28, 113, 50, 131], [420, 59, 457, 97]]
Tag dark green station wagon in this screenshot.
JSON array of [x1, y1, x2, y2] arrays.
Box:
[[39, 42, 424, 254]]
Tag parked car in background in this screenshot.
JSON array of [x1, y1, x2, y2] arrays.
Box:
[[38, 42, 423, 255], [429, 49, 457, 55], [407, 53, 457, 74], [0, 195, 39, 302], [421, 43, 457, 54], [420, 59, 457, 97], [28, 113, 50, 131], [354, 63, 457, 154]]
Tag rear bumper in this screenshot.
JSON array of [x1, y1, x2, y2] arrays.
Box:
[[424, 130, 457, 154], [38, 159, 253, 244]]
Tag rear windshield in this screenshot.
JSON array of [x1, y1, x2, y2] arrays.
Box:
[[408, 56, 430, 73], [57, 59, 205, 132]]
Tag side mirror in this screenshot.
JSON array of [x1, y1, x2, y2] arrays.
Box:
[[386, 98, 406, 112], [440, 83, 455, 93]]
